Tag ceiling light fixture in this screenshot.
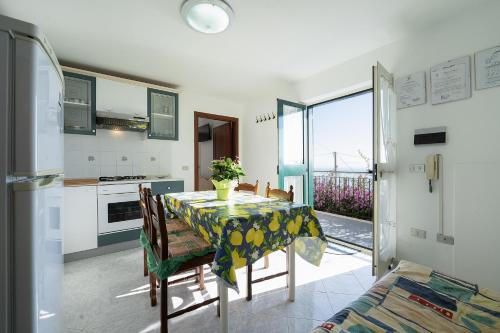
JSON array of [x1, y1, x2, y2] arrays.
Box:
[[181, 0, 234, 34]]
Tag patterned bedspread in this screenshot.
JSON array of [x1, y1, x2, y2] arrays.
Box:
[[312, 261, 500, 333]]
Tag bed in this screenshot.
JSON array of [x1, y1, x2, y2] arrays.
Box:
[[312, 260, 499, 333]]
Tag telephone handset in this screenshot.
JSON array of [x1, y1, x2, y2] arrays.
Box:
[[426, 154, 440, 192]]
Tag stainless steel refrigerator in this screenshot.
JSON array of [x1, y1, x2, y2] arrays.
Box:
[[0, 15, 64, 333]]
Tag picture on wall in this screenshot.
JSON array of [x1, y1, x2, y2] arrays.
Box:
[[475, 46, 500, 90], [430, 56, 471, 105], [395, 71, 426, 109]]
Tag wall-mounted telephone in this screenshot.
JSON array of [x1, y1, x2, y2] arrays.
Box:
[[426, 154, 440, 192]]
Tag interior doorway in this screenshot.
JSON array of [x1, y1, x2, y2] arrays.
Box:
[[194, 112, 239, 191]]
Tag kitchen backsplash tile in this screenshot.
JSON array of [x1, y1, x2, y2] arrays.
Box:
[[117, 165, 133, 176], [64, 131, 171, 178], [65, 150, 83, 165], [85, 165, 101, 178], [117, 152, 132, 166], [100, 165, 116, 177], [100, 151, 117, 166]]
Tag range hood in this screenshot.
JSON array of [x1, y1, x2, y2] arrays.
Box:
[[96, 111, 149, 132]]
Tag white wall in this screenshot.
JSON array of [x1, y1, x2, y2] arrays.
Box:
[[241, 81, 299, 195], [294, 1, 500, 290], [65, 89, 245, 192]]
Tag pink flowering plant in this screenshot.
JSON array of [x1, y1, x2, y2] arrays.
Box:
[[313, 175, 373, 221]]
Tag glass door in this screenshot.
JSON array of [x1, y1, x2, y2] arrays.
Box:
[[277, 99, 311, 205], [147, 88, 178, 140], [372, 62, 397, 279], [63, 71, 96, 135], [97, 192, 144, 234]]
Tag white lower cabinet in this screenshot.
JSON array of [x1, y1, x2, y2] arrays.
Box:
[[63, 185, 98, 254]]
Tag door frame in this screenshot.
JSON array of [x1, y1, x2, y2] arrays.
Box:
[[306, 88, 374, 207], [194, 112, 239, 191], [278, 89, 373, 206]]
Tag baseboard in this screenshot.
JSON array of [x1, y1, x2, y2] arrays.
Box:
[[64, 240, 140, 263]]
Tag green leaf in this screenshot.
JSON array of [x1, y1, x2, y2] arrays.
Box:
[[210, 157, 246, 181]]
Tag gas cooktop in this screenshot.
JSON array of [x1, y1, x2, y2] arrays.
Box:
[[99, 175, 146, 182]]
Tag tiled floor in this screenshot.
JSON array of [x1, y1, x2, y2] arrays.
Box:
[[317, 211, 373, 249], [64, 243, 374, 333]]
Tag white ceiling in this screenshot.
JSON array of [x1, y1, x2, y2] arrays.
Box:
[[0, 0, 491, 100]]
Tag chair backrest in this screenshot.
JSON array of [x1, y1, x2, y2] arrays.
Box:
[[235, 180, 259, 195], [146, 188, 169, 261], [139, 184, 151, 233], [265, 182, 294, 202]]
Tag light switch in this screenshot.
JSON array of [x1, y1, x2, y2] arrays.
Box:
[[182, 165, 189, 171], [411, 227, 426, 239], [409, 164, 425, 173], [437, 233, 454, 245]]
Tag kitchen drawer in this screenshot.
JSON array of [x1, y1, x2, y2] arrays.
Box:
[[151, 181, 184, 195], [98, 182, 151, 195]]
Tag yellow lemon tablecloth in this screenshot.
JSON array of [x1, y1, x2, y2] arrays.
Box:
[[165, 191, 327, 292]]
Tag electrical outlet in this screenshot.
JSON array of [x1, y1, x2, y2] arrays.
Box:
[[411, 227, 427, 239], [409, 164, 425, 173], [181, 165, 189, 171], [437, 233, 454, 245]]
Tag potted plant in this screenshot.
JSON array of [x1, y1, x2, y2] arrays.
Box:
[[210, 157, 245, 200]]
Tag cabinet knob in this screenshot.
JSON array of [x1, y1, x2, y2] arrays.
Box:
[[167, 186, 171, 190]]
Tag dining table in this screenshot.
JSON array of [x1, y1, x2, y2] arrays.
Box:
[[164, 190, 327, 333]]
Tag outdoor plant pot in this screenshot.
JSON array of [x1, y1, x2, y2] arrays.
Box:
[[212, 179, 237, 200]]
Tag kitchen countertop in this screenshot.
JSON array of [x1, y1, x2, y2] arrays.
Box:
[[64, 178, 98, 187], [64, 176, 183, 186], [97, 176, 183, 185]]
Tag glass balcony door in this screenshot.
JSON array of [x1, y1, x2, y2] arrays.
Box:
[[277, 99, 311, 205], [372, 62, 397, 279]]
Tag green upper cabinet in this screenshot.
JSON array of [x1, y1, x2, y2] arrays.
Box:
[[147, 88, 178, 140], [63, 71, 96, 135]]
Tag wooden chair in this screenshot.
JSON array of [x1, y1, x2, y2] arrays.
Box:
[[139, 185, 192, 277], [144, 188, 219, 333], [246, 183, 294, 301], [265, 182, 294, 202], [235, 180, 259, 195], [139, 184, 151, 277], [262, 182, 294, 269]]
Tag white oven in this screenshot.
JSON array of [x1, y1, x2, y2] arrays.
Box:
[[97, 182, 150, 234]]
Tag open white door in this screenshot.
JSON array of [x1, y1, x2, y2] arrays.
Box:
[[373, 62, 397, 279]]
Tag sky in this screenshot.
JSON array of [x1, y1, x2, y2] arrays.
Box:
[[311, 91, 373, 172]]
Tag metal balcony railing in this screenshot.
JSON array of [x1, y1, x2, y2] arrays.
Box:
[[313, 173, 373, 221]]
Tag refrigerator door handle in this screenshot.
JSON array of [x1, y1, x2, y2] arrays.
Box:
[[12, 176, 63, 191]]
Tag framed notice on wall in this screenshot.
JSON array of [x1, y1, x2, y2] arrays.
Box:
[[395, 71, 426, 109], [430, 56, 471, 105], [475, 46, 500, 90]]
